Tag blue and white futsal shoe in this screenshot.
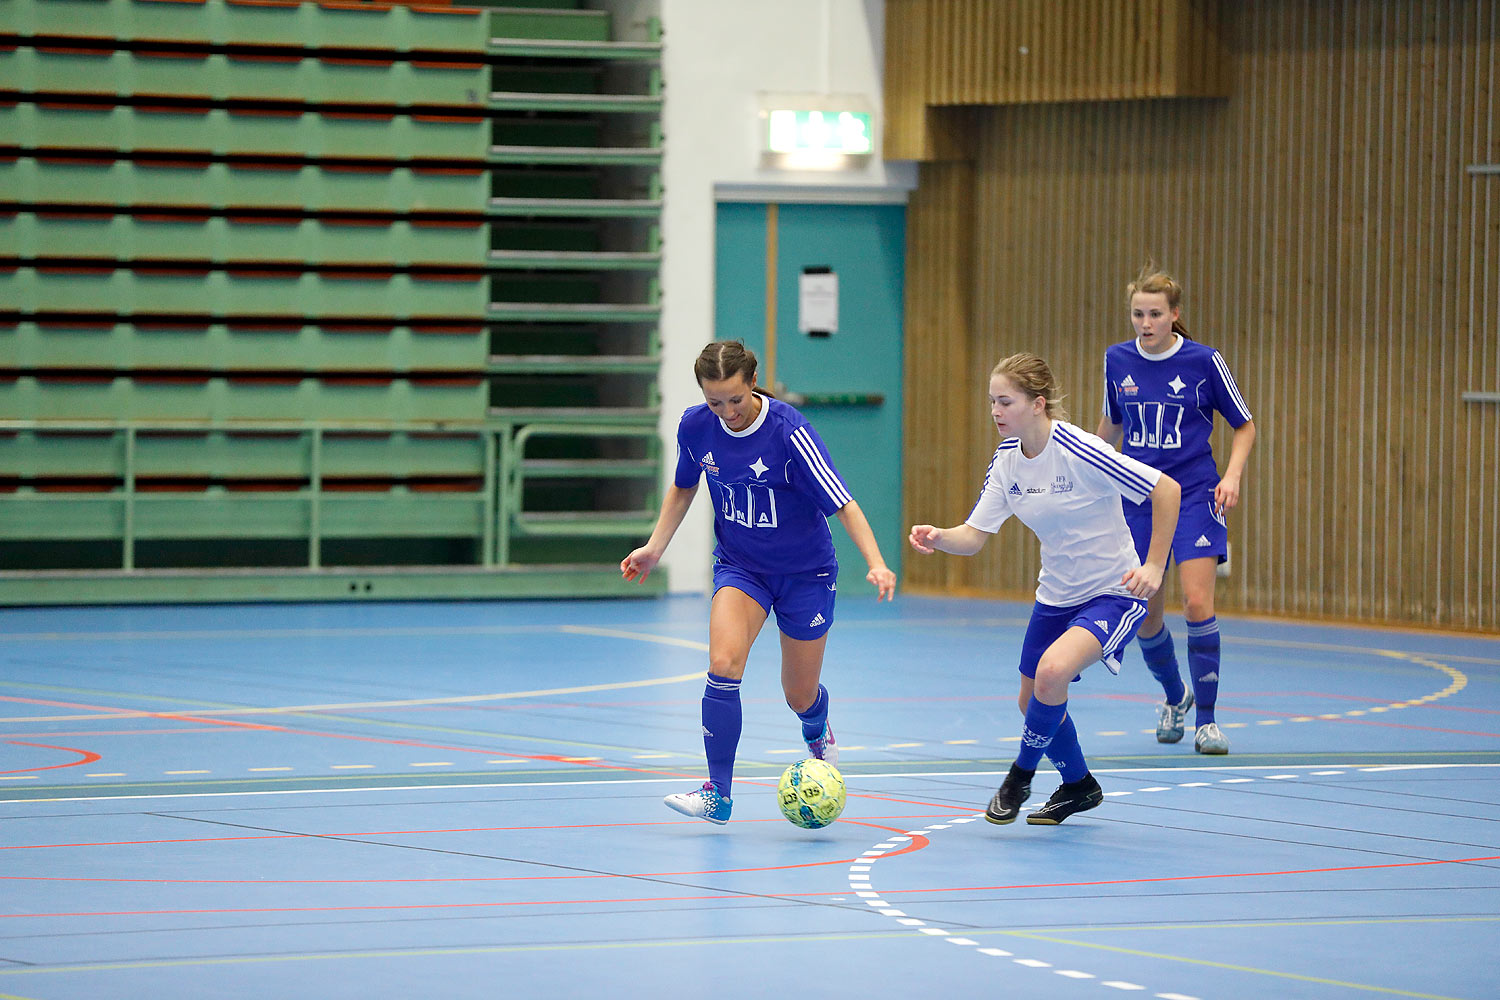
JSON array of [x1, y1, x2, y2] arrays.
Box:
[[804, 722, 838, 766], [1156, 690, 1194, 744], [664, 782, 733, 824], [1194, 721, 1230, 755]]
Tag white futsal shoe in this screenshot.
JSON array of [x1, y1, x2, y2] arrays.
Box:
[[1194, 721, 1229, 755]]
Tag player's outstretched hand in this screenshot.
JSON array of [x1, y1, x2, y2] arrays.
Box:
[[908, 524, 942, 554], [1122, 561, 1164, 599], [866, 565, 897, 601], [620, 546, 660, 583]]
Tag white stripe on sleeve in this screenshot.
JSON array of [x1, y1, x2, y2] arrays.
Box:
[[1211, 351, 1253, 422], [791, 425, 853, 508]]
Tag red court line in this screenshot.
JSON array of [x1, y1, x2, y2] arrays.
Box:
[[1, 741, 101, 773], [0, 815, 953, 853], [868, 852, 1500, 897], [5, 853, 1496, 922], [0, 691, 714, 783], [0, 823, 930, 885]]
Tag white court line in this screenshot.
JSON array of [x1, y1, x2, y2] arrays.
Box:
[[5, 764, 1496, 806], [0, 625, 709, 723]]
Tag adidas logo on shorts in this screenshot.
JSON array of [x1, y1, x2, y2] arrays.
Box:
[[1195, 534, 1211, 547], [1094, 620, 1109, 631], [808, 612, 826, 628]]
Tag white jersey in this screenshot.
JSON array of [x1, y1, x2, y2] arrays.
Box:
[[966, 420, 1162, 607]]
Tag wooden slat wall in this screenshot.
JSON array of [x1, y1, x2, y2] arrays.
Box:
[[899, 1, 1500, 631], [885, 0, 1227, 158]]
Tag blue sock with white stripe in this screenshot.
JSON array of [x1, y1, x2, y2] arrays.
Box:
[[1186, 617, 1220, 727], [795, 684, 830, 741], [1015, 697, 1068, 771], [701, 672, 742, 797], [1138, 627, 1186, 705], [1044, 713, 1089, 782]]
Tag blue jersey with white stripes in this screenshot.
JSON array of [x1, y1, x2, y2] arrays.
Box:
[[966, 421, 1162, 606], [674, 394, 851, 576], [1102, 335, 1253, 493]]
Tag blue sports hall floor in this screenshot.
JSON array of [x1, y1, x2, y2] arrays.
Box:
[[1, 593, 1496, 1000]]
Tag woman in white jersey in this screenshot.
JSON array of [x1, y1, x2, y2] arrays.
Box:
[[910, 353, 1179, 825]]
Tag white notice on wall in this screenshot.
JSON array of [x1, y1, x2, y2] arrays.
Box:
[[798, 271, 838, 334]]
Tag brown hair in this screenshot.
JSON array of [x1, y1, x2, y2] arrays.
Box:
[[694, 340, 759, 389], [991, 352, 1069, 421], [1126, 262, 1190, 338]]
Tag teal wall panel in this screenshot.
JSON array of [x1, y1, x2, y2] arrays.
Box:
[[713, 201, 906, 585]]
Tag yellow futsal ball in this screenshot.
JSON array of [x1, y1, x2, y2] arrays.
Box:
[[777, 758, 847, 829]]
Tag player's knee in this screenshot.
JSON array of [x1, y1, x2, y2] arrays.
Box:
[[708, 652, 747, 679], [1183, 595, 1215, 621], [783, 688, 816, 714], [1032, 660, 1072, 703]]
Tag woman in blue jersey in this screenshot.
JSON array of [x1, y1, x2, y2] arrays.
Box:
[[910, 353, 1179, 825], [1096, 265, 1256, 755], [621, 340, 897, 825]]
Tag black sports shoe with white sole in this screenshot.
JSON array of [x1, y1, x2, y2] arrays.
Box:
[[984, 763, 1034, 825], [1026, 773, 1104, 825]]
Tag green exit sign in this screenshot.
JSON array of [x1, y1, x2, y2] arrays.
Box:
[[766, 110, 873, 155]]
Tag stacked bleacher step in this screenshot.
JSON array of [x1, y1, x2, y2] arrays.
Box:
[[483, 4, 664, 564]]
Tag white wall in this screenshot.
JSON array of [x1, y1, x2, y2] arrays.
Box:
[[607, 0, 916, 593]]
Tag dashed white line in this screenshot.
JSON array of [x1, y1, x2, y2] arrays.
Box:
[[849, 769, 1346, 995]]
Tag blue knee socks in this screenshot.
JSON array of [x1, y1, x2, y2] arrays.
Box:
[[1186, 617, 1221, 727], [795, 683, 830, 741], [1015, 696, 1068, 771], [1138, 627, 1186, 705], [701, 672, 742, 797], [1044, 712, 1089, 782]]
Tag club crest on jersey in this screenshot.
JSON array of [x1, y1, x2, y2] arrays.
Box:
[[1120, 374, 1139, 397], [748, 456, 769, 479], [1167, 375, 1187, 395], [1050, 476, 1074, 494]]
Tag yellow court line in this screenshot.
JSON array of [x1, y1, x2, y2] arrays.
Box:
[[0, 929, 928, 976], [1004, 916, 1500, 1000]]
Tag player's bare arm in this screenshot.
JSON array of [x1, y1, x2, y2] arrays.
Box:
[[1094, 415, 1123, 448], [1214, 419, 1257, 513], [1122, 474, 1180, 598], [908, 522, 989, 557], [834, 501, 897, 601], [621, 482, 698, 583]]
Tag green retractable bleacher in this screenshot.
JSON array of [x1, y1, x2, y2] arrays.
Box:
[[0, 0, 666, 603]]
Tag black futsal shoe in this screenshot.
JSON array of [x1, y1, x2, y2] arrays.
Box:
[[1026, 773, 1104, 825], [984, 763, 1034, 825]]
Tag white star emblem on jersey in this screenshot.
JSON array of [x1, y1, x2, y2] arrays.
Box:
[[1168, 375, 1186, 394], [748, 457, 768, 478]]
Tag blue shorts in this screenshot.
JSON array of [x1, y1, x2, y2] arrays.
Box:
[[712, 561, 837, 641], [1018, 595, 1149, 678], [1124, 484, 1228, 566]]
